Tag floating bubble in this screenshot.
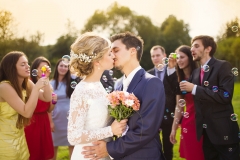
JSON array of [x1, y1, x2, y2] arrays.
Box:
[[108, 86, 113, 92], [233, 71, 239, 76], [204, 81, 209, 86], [102, 75, 107, 82], [230, 113, 238, 121], [178, 99, 186, 107], [105, 86, 112, 93], [228, 148, 233, 152], [176, 107, 180, 112], [212, 86, 218, 92], [109, 70, 113, 76], [70, 81, 77, 89], [105, 87, 111, 93], [223, 92, 229, 98], [175, 118, 179, 124], [231, 26, 238, 32], [224, 136, 228, 140], [62, 55, 71, 65], [32, 69, 38, 76], [164, 115, 167, 120], [202, 65, 210, 72], [183, 112, 189, 118], [162, 57, 169, 65], [232, 67, 238, 72], [180, 134, 183, 139], [171, 112, 174, 118], [157, 64, 164, 71], [183, 128, 187, 133], [203, 124, 207, 128], [232, 67, 238, 76], [113, 77, 117, 82]]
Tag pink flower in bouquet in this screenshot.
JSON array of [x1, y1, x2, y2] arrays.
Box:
[[107, 91, 140, 122]]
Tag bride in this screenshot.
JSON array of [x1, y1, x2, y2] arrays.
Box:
[[67, 32, 127, 160]]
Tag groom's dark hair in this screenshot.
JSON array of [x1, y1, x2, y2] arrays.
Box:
[[110, 31, 144, 61]]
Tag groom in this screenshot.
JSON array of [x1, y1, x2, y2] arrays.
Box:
[[82, 31, 166, 160]]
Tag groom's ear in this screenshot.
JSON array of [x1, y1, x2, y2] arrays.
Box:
[[130, 47, 137, 56]]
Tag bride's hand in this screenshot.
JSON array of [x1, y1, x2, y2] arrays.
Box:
[[111, 119, 128, 136]]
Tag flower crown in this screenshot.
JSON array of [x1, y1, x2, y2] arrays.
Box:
[[70, 51, 97, 63]]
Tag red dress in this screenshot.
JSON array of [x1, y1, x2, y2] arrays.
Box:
[[25, 99, 54, 160], [179, 93, 204, 160]]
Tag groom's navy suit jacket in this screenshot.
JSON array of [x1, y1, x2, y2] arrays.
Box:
[[107, 68, 166, 160], [189, 57, 239, 145]]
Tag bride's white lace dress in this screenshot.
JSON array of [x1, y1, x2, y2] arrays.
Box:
[[68, 81, 113, 160]]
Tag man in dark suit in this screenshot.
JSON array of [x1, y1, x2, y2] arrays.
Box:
[[82, 32, 166, 160], [180, 35, 239, 159], [147, 45, 178, 160]]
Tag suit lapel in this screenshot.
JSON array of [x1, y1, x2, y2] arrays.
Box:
[[193, 68, 201, 85], [202, 58, 216, 85], [127, 69, 145, 93]]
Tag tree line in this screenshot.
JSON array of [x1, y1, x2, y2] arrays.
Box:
[[0, 2, 239, 79]]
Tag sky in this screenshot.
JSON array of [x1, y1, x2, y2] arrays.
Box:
[[1, 0, 240, 45]]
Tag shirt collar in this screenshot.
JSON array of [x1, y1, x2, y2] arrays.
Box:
[[123, 66, 142, 84], [201, 58, 211, 68]]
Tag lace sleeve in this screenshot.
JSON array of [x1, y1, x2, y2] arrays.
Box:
[[67, 89, 113, 145]]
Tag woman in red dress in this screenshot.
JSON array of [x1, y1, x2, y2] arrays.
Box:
[[170, 45, 204, 160], [25, 57, 56, 160]]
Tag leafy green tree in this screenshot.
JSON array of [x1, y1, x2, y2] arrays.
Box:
[[217, 17, 240, 40], [0, 32, 45, 63], [47, 20, 78, 67], [0, 10, 16, 41], [159, 15, 191, 54], [216, 17, 240, 81], [81, 2, 162, 76], [216, 37, 240, 70]]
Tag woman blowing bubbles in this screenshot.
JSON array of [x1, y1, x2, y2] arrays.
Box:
[[68, 32, 127, 160], [0, 51, 52, 160]]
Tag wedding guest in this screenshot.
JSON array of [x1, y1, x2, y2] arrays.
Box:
[[179, 35, 240, 159], [24, 56, 54, 160], [148, 45, 178, 160], [50, 59, 75, 160], [169, 45, 204, 160], [0, 51, 51, 160], [67, 32, 127, 160], [82, 31, 166, 160]]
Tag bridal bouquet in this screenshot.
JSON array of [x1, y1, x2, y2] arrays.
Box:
[[107, 91, 140, 122]]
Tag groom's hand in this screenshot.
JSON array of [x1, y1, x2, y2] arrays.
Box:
[[82, 141, 108, 160]]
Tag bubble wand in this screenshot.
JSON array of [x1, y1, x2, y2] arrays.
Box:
[[41, 66, 46, 77]]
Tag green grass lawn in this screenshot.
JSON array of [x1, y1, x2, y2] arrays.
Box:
[[57, 83, 240, 160]]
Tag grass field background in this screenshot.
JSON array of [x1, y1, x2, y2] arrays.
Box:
[[56, 83, 240, 160]]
